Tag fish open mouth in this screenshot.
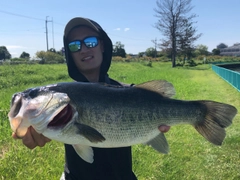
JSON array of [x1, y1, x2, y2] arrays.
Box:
[[48, 104, 73, 127]]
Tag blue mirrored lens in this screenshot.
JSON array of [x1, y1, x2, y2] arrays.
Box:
[[68, 36, 99, 52], [68, 41, 81, 52], [84, 37, 98, 48]]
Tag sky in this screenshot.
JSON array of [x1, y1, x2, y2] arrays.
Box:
[[0, 0, 240, 58]]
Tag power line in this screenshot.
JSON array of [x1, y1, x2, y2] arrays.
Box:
[[0, 27, 45, 32], [0, 9, 64, 27], [53, 21, 64, 26], [0, 9, 57, 51], [0, 9, 44, 21]]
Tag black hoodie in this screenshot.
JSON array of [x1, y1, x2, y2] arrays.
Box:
[[63, 17, 137, 180]]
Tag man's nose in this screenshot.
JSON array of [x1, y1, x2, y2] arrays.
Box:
[[80, 43, 89, 53]]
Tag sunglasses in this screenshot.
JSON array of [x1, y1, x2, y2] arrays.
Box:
[[68, 36, 100, 52]]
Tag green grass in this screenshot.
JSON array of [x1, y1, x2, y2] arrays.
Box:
[[0, 62, 239, 179]]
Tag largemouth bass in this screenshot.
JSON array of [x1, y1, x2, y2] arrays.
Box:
[[8, 80, 237, 163]]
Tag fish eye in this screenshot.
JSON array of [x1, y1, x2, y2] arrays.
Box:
[[21, 88, 40, 99], [28, 89, 39, 98], [10, 94, 22, 117], [21, 86, 51, 99]]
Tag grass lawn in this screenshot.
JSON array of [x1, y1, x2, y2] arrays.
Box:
[[0, 62, 239, 180]]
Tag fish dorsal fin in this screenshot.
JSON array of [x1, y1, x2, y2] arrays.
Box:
[[136, 80, 176, 98]]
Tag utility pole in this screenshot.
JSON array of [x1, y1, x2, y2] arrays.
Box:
[[151, 38, 157, 58], [45, 16, 52, 51], [52, 17, 54, 49]]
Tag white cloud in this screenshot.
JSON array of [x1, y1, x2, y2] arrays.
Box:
[[124, 28, 130, 32], [114, 28, 121, 31], [5, 45, 37, 58], [6, 45, 26, 49]]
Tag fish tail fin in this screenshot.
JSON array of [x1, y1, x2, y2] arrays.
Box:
[[195, 101, 237, 145]]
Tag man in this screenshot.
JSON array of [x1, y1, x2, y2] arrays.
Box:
[[13, 17, 170, 180]]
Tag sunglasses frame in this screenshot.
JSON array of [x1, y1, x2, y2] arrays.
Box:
[[68, 36, 100, 53]]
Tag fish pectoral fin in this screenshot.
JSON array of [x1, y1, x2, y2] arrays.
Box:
[[72, 144, 94, 163], [75, 123, 106, 143], [145, 133, 169, 154], [135, 80, 175, 98]]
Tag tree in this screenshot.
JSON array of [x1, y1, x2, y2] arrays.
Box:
[[195, 44, 209, 56], [154, 0, 199, 67], [20, 51, 30, 59], [0, 46, 11, 60], [49, 48, 56, 53], [36, 51, 46, 63], [151, 38, 158, 58], [35, 51, 65, 64], [138, 52, 145, 57], [56, 48, 64, 56], [212, 48, 220, 55], [112, 42, 126, 58], [177, 18, 202, 62], [145, 47, 157, 58]]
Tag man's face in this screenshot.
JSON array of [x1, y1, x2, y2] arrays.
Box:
[[67, 26, 104, 76]]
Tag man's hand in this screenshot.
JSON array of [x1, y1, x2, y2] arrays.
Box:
[[12, 126, 51, 149]]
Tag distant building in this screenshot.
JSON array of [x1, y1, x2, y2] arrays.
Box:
[[217, 43, 228, 49], [127, 53, 138, 58], [220, 43, 240, 56]]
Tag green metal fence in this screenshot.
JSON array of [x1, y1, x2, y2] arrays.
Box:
[[212, 64, 240, 92]]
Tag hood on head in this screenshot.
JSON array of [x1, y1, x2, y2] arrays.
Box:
[[63, 17, 113, 82]]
